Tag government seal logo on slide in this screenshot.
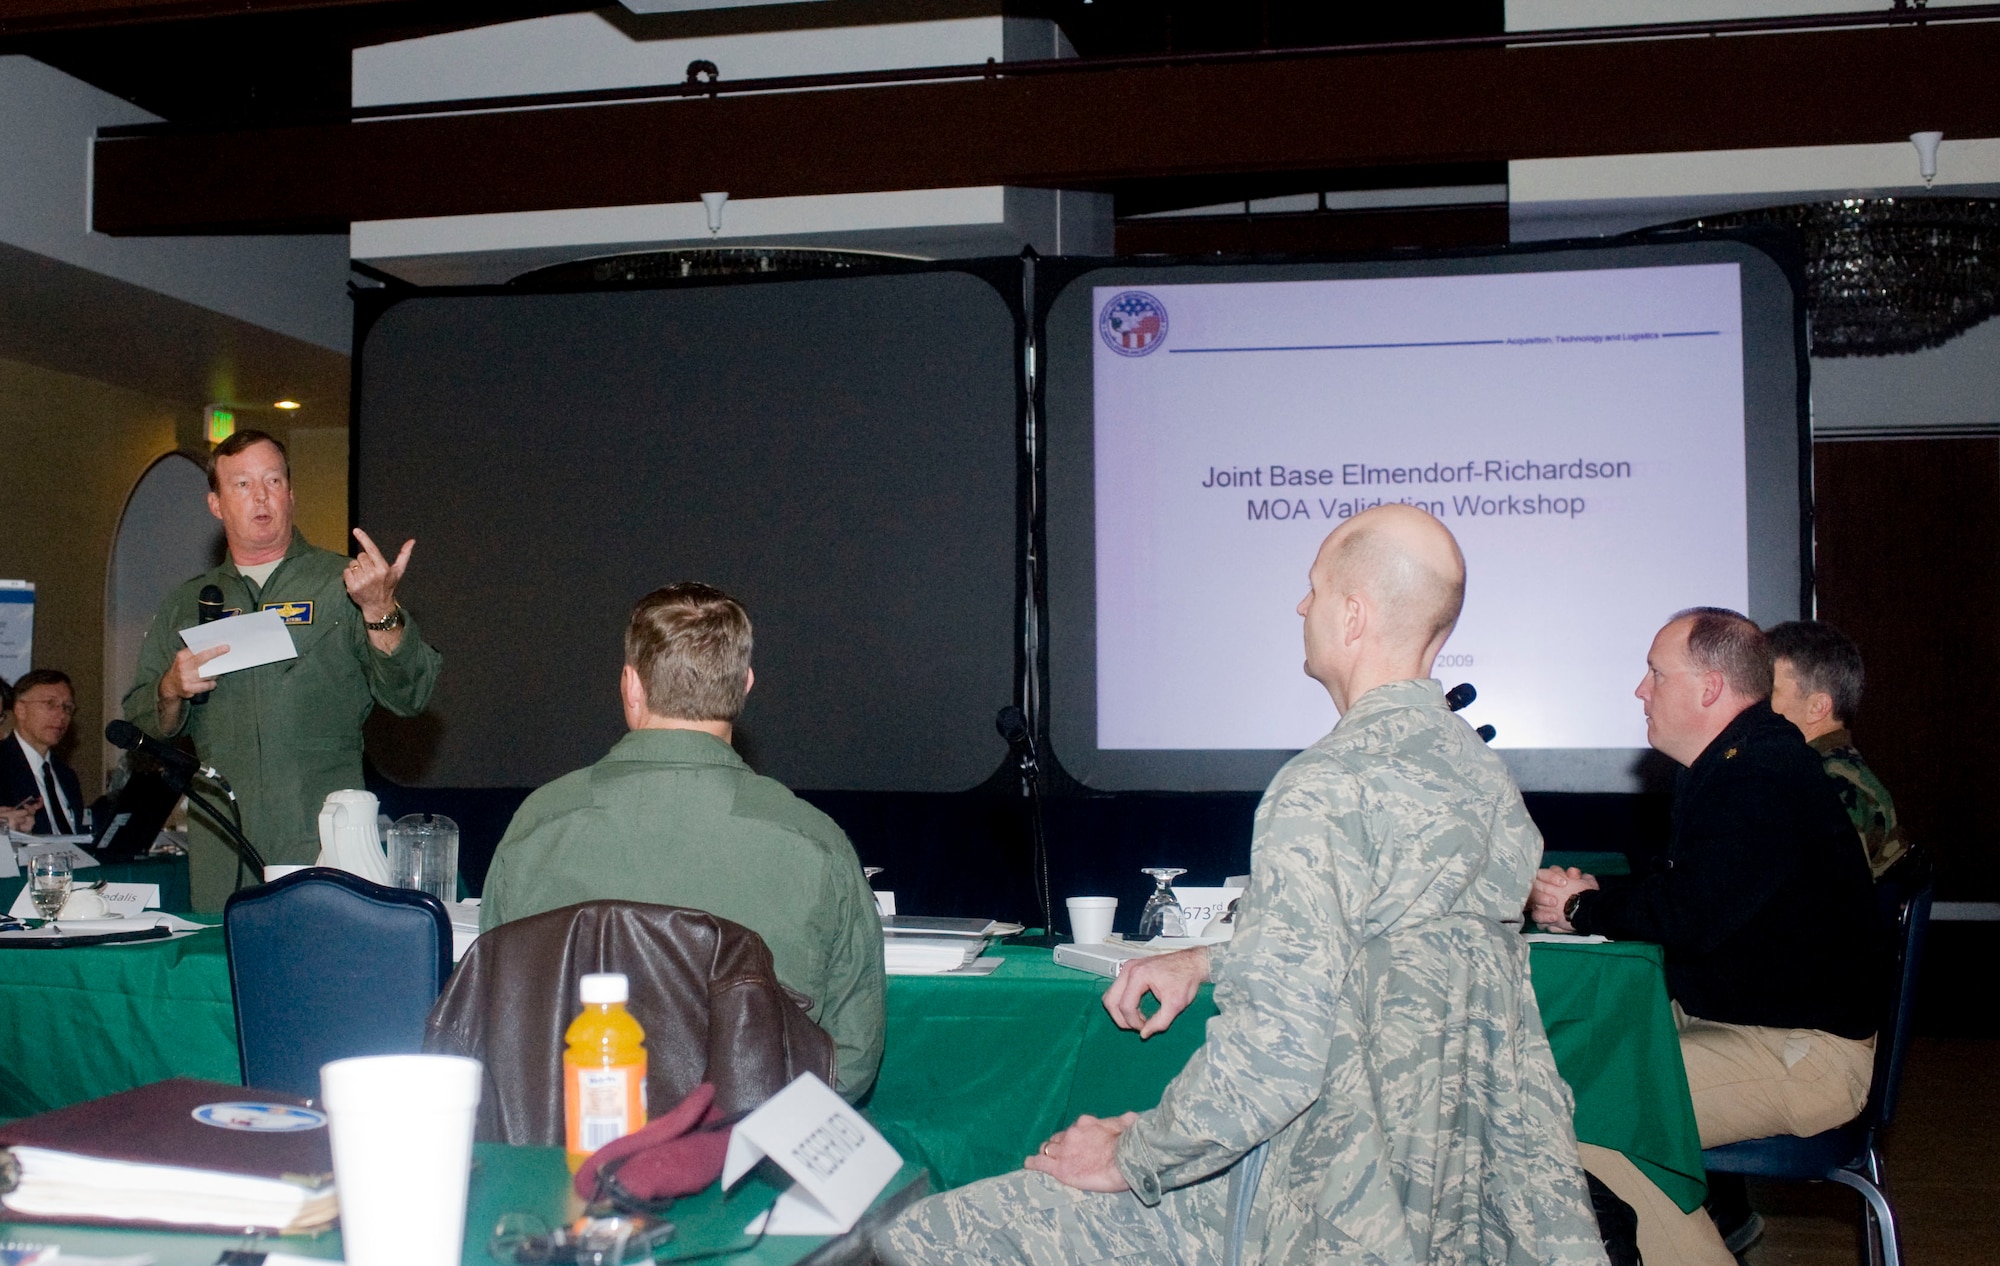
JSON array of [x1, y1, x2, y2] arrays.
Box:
[[1100, 291, 1169, 356]]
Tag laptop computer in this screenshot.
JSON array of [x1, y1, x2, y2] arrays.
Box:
[[91, 769, 181, 861]]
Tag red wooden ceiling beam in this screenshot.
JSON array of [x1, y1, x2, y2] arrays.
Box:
[[91, 20, 2000, 236]]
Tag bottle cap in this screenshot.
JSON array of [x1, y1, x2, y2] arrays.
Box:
[[579, 972, 629, 1005]]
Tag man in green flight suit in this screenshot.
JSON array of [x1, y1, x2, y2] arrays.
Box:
[[125, 430, 442, 911], [479, 582, 886, 1101]]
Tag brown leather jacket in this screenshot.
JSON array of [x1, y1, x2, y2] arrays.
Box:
[[424, 900, 836, 1145]]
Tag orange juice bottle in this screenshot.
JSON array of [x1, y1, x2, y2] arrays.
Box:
[[564, 972, 648, 1172]]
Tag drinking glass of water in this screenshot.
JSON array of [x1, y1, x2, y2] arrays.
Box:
[[29, 853, 72, 927]]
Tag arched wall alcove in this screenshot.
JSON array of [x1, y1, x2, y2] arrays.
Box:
[[102, 452, 225, 776]]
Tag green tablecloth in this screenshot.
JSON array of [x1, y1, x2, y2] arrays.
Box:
[[0, 925, 236, 1115], [1543, 849, 1631, 877], [0, 1140, 924, 1266], [0, 853, 193, 916], [0, 920, 1705, 1215], [868, 938, 1705, 1212]]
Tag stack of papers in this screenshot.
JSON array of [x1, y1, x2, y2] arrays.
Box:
[[879, 916, 1020, 976], [3, 1146, 336, 1232], [882, 916, 1024, 937], [883, 939, 984, 974]]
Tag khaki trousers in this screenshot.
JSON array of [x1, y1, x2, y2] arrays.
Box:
[[1580, 1008, 1874, 1266]]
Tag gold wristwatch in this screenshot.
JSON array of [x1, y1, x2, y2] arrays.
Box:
[[363, 604, 406, 632]]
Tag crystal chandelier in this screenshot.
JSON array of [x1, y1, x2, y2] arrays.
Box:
[[1674, 198, 2000, 357]]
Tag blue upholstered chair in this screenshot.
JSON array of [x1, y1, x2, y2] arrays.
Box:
[[224, 866, 452, 1100], [1700, 852, 1933, 1266]]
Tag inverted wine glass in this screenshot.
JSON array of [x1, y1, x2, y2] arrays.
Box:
[[1138, 867, 1187, 939]]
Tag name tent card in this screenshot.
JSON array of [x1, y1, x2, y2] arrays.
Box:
[[1172, 886, 1245, 940], [8, 883, 160, 921], [722, 1073, 901, 1235]]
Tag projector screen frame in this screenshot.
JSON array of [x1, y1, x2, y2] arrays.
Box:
[[346, 252, 1037, 794], [1030, 227, 1813, 795]]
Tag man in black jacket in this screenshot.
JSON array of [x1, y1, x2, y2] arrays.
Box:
[[1530, 608, 1877, 1266], [1, 669, 87, 835]]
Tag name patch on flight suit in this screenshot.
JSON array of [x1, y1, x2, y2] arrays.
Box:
[[261, 600, 315, 625]]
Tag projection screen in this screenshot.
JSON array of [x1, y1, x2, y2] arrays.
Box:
[[1040, 235, 1809, 794], [355, 265, 1021, 793]]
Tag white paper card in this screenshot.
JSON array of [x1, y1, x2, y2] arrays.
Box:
[[8, 883, 158, 920], [873, 890, 896, 917], [180, 608, 299, 677], [0, 913, 209, 942], [724, 1073, 901, 1235], [13, 839, 99, 869], [1172, 886, 1244, 939]]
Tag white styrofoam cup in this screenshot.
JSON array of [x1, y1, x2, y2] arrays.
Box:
[[1066, 896, 1118, 945], [320, 1054, 483, 1266]]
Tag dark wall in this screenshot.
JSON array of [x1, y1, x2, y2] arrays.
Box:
[[1813, 436, 2000, 899]]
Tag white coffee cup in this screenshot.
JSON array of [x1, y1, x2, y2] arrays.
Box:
[[1066, 896, 1118, 945], [263, 864, 309, 883], [58, 889, 108, 919], [320, 1054, 483, 1266]]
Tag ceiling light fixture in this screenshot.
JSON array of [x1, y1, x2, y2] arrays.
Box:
[[274, 400, 302, 410], [1911, 131, 1944, 188]]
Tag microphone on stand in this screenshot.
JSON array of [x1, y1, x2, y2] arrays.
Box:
[[996, 705, 1056, 948], [105, 720, 266, 877], [1445, 683, 1496, 743], [105, 719, 196, 774], [189, 585, 225, 708]]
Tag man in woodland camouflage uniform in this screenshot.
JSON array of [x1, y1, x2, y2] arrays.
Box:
[[1767, 620, 1907, 878], [877, 505, 1606, 1266]]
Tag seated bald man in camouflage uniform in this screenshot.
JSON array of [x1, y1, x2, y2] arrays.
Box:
[[878, 506, 1606, 1266], [1766, 620, 1907, 879]]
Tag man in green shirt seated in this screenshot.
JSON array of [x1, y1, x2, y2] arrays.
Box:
[[479, 582, 886, 1099], [1766, 620, 1908, 879]]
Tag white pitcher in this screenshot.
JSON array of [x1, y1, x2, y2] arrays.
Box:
[[316, 789, 392, 885]]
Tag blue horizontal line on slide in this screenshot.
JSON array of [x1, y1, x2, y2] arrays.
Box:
[[1168, 331, 1722, 354]]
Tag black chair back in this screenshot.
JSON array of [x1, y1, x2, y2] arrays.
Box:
[[1865, 849, 1933, 1129], [224, 867, 452, 1099]]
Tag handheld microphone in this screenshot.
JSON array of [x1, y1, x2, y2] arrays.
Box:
[[1445, 682, 1476, 712], [190, 584, 225, 708]]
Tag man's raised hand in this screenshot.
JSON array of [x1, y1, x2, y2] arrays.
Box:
[[1102, 947, 1211, 1039], [343, 527, 414, 623]]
